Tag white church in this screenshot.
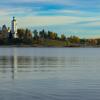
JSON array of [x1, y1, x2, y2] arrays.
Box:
[[11, 17, 17, 38]]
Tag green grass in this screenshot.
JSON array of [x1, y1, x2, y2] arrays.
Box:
[[33, 39, 67, 47]]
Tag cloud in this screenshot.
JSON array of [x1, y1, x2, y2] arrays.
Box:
[[15, 16, 100, 27], [0, 7, 39, 17], [36, 9, 81, 16]]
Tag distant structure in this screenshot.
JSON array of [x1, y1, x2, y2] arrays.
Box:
[[11, 17, 17, 38], [1, 25, 9, 38]]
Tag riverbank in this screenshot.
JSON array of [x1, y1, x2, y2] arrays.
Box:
[[0, 38, 100, 48], [1, 44, 99, 48]]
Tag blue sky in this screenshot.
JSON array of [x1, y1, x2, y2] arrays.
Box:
[[0, 0, 100, 38]]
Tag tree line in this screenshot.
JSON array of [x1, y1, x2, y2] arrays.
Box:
[[0, 28, 100, 47]]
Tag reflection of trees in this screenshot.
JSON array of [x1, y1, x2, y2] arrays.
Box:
[[17, 56, 32, 66], [0, 55, 17, 79], [0, 56, 65, 67], [0, 56, 9, 73], [66, 57, 80, 66], [0, 56, 11, 66], [0, 55, 66, 77], [0, 56, 13, 74], [32, 57, 65, 67]]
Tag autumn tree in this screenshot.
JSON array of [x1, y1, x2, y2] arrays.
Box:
[[61, 34, 66, 41], [17, 28, 25, 39], [48, 31, 58, 40], [96, 39, 100, 45], [24, 28, 32, 40], [39, 29, 47, 39], [68, 36, 80, 44], [88, 39, 97, 46]]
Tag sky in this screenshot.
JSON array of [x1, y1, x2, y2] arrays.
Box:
[[0, 0, 100, 38]]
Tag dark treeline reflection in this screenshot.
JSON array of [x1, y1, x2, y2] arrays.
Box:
[[0, 56, 65, 67], [0, 54, 66, 79]]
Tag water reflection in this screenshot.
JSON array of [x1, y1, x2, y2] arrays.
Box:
[[11, 49, 17, 80], [1, 48, 100, 100], [0, 48, 98, 80], [0, 48, 66, 80]]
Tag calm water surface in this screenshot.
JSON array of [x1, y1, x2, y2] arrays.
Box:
[[0, 47, 100, 100]]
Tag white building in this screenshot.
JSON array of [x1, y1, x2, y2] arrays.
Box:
[[11, 17, 17, 38]]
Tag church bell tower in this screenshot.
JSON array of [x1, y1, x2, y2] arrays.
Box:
[[11, 17, 17, 38]]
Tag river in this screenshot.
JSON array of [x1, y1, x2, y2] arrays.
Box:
[[0, 47, 100, 100]]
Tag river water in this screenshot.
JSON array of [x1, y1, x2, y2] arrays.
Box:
[[0, 47, 100, 100]]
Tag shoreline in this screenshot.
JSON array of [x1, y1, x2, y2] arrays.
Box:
[[0, 45, 100, 48]]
